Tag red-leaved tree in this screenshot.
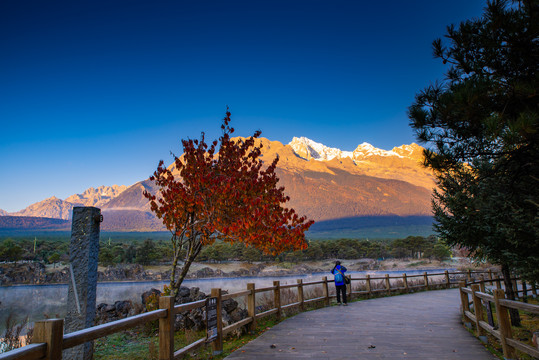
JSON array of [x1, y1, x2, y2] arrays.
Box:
[[144, 109, 314, 298]]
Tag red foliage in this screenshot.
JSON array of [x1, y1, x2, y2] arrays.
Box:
[[144, 109, 313, 256]]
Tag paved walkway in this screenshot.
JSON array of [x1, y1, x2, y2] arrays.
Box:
[[225, 289, 497, 360]]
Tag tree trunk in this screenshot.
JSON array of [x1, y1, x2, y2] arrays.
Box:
[[501, 263, 521, 327], [169, 253, 180, 299], [172, 237, 203, 301]]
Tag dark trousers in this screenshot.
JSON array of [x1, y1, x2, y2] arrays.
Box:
[[336, 284, 347, 304]]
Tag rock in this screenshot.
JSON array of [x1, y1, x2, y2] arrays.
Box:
[[222, 298, 238, 313], [98, 264, 152, 282], [0, 262, 47, 285], [95, 300, 136, 325], [93, 285, 249, 335], [178, 286, 191, 298], [195, 267, 215, 278], [141, 288, 161, 306], [115, 300, 132, 315]]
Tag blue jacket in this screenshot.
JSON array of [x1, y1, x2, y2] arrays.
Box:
[[331, 265, 347, 286]]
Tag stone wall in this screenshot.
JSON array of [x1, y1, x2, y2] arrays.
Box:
[[95, 286, 249, 336]]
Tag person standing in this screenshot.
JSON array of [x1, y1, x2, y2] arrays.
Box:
[[331, 261, 348, 305]]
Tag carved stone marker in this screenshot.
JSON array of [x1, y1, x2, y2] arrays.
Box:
[[64, 207, 101, 360]]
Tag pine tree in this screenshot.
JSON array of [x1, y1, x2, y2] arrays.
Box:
[[408, 0, 538, 325]]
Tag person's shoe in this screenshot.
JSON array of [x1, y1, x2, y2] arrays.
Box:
[[337, 302, 342, 306], [343, 303, 348, 306]]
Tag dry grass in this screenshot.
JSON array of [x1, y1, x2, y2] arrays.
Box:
[[0, 314, 33, 354]]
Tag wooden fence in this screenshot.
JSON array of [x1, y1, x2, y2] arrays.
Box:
[[0, 269, 509, 360], [459, 278, 539, 359]]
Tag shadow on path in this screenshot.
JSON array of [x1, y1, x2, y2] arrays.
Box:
[[224, 289, 497, 360]]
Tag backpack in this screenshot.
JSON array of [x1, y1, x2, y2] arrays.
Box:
[[334, 271, 344, 284]]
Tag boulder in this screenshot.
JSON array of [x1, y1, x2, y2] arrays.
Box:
[[95, 300, 137, 324], [141, 288, 161, 306], [0, 262, 47, 285], [93, 285, 249, 335]]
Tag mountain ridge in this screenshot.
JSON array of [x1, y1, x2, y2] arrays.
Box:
[[1, 137, 435, 230]]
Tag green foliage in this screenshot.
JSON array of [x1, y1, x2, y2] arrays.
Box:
[[135, 239, 159, 265], [408, 0, 539, 283], [0, 232, 450, 266], [425, 240, 452, 261], [48, 252, 60, 267], [0, 240, 23, 263]]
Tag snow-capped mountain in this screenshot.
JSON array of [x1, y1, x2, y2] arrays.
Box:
[[3, 137, 435, 230], [289, 137, 355, 161], [289, 136, 422, 162]]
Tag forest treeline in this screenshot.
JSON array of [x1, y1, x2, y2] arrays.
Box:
[[0, 235, 451, 266]]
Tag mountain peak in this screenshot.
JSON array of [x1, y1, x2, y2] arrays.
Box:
[[391, 143, 424, 160], [289, 137, 353, 161], [289, 137, 415, 161], [5, 136, 434, 226]]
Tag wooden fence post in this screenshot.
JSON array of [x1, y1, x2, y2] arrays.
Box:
[[488, 269, 493, 285], [33, 319, 64, 360], [403, 273, 408, 293], [493, 289, 515, 359], [459, 281, 469, 317], [247, 283, 256, 333], [512, 277, 519, 299], [532, 283, 538, 297], [159, 296, 175, 360], [445, 270, 450, 289], [366, 274, 372, 297], [467, 269, 472, 282], [423, 272, 429, 291], [496, 275, 502, 290], [273, 281, 282, 320], [479, 275, 486, 293], [522, 281, 528, 303], [297, 279, 305, 311], [322, 276, 330, 306], [471, 285, 485, 336], [346, 276, 352, 299], [210, 288, 223, 355], [385, 274, 391, 296]]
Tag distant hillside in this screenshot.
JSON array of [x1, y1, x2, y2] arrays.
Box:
[[3, 137, 436, 232], [101, 180, 158, 211], [0, 211, 164, 232], [306, 215, 435, 239], [100, 209, 165, 231], [0, 216, 70, 230], [274, 167, 431, 221], [9, 197, 74, 220]]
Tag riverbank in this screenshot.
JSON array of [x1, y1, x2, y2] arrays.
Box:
[[0, 257, 480, 286]]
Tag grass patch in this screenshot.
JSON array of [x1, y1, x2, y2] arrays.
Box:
[[93, 316, 286, 360]]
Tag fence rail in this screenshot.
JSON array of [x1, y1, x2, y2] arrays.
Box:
[[459, 280, 539, 359], [0, 269, 520, 360]]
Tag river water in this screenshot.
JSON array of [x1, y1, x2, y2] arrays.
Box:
[[0, 269, 453, 332]]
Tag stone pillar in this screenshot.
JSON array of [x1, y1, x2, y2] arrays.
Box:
[[65, 207, 101, 360]]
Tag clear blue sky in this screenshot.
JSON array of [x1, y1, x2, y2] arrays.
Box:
[[0, 0, 485, 213]]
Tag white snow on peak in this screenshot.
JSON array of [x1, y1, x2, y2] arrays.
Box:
[[353, 142, 403, 158], [289, 137, 350, 160], [288, 137, 404, 161]]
